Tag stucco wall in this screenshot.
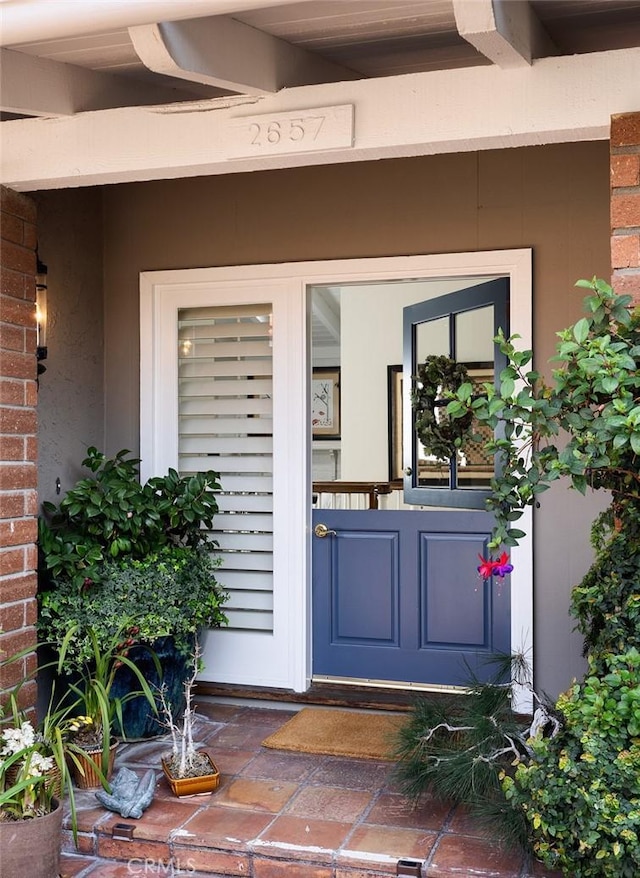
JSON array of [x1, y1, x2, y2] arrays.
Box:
[[36, 141, 611, 698], [33, 188, 104, 506]]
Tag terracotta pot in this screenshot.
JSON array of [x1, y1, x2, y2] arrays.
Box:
[[0, 798, 62, 878], [161, 753, 220, 797], [71, 740, 118, 789]]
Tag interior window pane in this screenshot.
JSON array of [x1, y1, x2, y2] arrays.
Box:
[[415, 316, 452, 488]]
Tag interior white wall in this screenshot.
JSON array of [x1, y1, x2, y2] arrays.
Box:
[[339, 278, 491, 481]]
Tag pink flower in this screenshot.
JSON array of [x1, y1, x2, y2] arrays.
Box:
[[477, 552, 514, 580], [477, 555, 496, 579], [493, 551, 514, 578]]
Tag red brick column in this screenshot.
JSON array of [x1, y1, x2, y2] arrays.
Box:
[[611, 112, 640, 302], [0, 186, 38, 714]]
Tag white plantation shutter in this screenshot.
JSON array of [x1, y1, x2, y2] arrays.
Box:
[[178, 304, 274, 633]]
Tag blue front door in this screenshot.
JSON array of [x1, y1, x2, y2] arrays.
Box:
[[311, 278, 511, 688], [312, 508, 510, 687]]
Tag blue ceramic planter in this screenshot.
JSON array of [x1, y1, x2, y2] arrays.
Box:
[[112, 635, 193, 739]]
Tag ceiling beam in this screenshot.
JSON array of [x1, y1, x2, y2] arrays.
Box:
[[0, 47, 192, 116], [453, 0, 557, 68], [2, 47, 638, 191], [129, 16, 358, 95], [0, 0, 320, 47]]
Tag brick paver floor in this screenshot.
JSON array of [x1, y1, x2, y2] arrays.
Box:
[[59, 702, 563, 878]]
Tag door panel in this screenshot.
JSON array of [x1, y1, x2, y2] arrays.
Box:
[[312, 508, 510, 687], [334, 531, 399, 644]]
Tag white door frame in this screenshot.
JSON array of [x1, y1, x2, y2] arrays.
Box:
[[140, 247, 533, 710]]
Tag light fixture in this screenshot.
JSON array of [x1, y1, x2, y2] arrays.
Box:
[[35, 258, 48, 375]]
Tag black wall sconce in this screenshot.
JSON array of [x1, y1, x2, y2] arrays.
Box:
[[36, 258, 47, 376]]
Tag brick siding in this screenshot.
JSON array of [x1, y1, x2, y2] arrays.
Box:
[[0, 185, 38, 714], [611, 113, 640, 300]]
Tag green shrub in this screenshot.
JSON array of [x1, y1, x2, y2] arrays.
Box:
[[39, 545, 227, 671], [502, 650, 640, 877], [571, 506, 640, 662], [39, 446, 222, 588]]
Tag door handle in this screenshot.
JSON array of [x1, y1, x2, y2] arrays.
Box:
[[314, 523, 337, 538]]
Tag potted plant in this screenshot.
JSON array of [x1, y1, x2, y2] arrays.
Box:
[[0, 703, 65, 878], [56, 625, 158, 788], [0, 652, 82, 878], [38, 447, 228, 737], [158, 640, 220, 797]]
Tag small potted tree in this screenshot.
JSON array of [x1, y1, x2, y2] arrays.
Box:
[[158, 640, 220, 797]]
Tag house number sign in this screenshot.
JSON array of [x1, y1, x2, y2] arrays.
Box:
[[228, 104, 354, 159]]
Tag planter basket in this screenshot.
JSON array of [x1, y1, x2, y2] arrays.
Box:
[[5, 763, 62, 800], [161, 753, 220, 797], [71, 740, 118, 789]]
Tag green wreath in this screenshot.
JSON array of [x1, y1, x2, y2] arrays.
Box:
[[411, 355, 474, 461]]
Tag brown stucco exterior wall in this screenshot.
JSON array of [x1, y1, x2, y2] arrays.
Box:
[[32, 188, 105, 509], [35, 140, 612, 698]]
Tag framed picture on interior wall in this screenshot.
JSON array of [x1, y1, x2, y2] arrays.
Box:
[[387, 364, 403, 482], [312, 368, 340, 438]]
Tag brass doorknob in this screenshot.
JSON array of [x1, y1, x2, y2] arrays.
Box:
[[314, 523, 337, 538]]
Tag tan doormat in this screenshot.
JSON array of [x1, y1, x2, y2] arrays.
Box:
[[261, 707, 406, 760]]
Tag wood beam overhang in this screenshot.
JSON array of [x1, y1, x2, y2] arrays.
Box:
[[0, 0, 319, 47], [0, 47, 196, 116], [129, 16, 359, 95], [453, 0, 557, 68], [1, 47, 638, 192]]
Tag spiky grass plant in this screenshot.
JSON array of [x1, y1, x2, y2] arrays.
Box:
[[392, 654, 556, 852]]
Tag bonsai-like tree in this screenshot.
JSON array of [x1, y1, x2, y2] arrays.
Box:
[[158, 641, 213, 779]]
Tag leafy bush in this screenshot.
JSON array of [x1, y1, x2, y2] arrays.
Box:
[[38, 447, 228, 671], [570, 506, 640, 662], [446, 277, 640, 552], [396, 279, 640, 875], [39, 545, 227, 671], [503, 650, 640, 877], [39, 446, 222, 587]]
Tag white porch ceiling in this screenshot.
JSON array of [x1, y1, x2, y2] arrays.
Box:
[[0, 1, 639, 191], [1, 0, 639, 118]]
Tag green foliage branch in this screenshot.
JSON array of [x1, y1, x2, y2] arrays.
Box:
[[396, 278, 640, 876], [503, 650, 640, 877], [446, 277, 640, 551], [571, 502, 640, 661]]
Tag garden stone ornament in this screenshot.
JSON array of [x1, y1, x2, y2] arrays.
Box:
[[95, 766, 156, 818]]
